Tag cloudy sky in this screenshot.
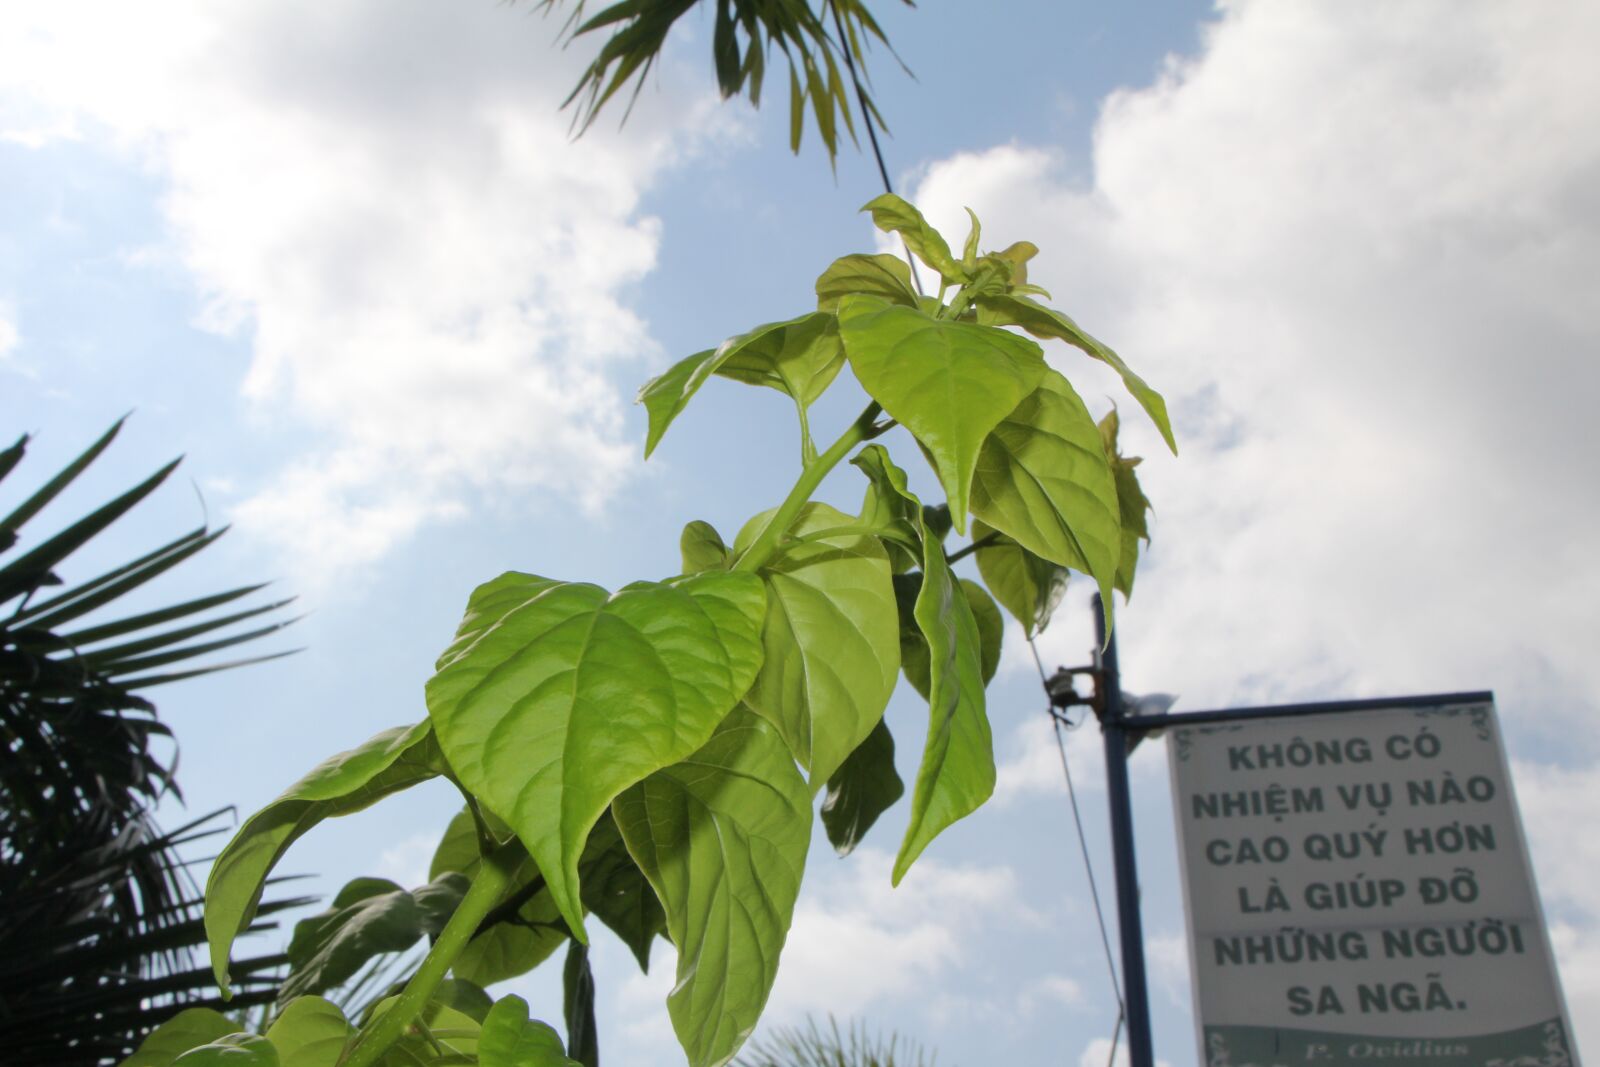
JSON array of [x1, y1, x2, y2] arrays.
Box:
[[3, 1, 1597, 1064]]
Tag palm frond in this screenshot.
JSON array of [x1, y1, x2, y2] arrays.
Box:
[[534, 0, 915, 165], [736, 1016, 942, 1067], [0, 423, 302, 1065]]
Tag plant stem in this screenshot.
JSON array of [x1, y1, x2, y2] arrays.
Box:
[[340, 841, 524, 1067], [944, 529, 1001, 565], [733, 401, 882, 574]]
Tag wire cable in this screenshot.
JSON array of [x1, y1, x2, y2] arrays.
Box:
[[827, 0, 927, 295], [1028, 635, 1128, 1064]]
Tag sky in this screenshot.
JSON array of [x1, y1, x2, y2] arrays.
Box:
[[2, 1, 1598, 1064]]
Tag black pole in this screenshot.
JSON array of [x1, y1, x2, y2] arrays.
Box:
[[1094, 593, 1155, 1067]]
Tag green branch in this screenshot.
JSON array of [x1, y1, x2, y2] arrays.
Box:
[[340, 841, 525, 1067], [733, 401, 883, 574]]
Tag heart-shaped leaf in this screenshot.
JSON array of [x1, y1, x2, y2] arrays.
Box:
[[280, 874, 468, 1003], [613, 708, 811, 1067], [427, 570, 765, 937], [975, 291, 1175, 454], [206, 722, 446, 993], [815, 252, 919, 312], [838, 294, 1046, 532], [263, 997, 353, 1067], [971, 519, 1068, 638], [680, 519, 729, 574], [851, 447, 995, 884], [479, 995, 576, 1067], [123, 1009, 238, 1067], [734, 502, 900, 790], [971, 367, 1121, 615], [820, 718, 904, 857], [172, 1034, 278, 1066], [712, 311, 843, 409], [575, 812, 667, 972], [638, 348, 719, 458], [860, 194, 965, 283], [638, 313, 842, 458]]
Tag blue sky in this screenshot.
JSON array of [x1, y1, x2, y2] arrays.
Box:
[[3, 2, 1598, 1064]]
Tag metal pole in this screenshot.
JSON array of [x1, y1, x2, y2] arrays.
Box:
[[1094, 593, 1155, 1067]]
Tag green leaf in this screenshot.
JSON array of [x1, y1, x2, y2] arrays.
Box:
[[820, 718, 904, 857], [172, 1035, 278, 1066], [787, 61, 804, 153], [961, 579, 1004, 685], [971, 519, 1068, 638], [712, 311, 844, 410], [680, 520, 729, 574], [970, 367, 1121, 616], [733, 502, 899, 790], [838, 294, 1046, 533], [578, 811, 667, 972], [427, 570, 766, 938], [280, 874, 469, 1002], [922, 504, 953, 546], [430, 807, 486, 882], [814, 253, 919, 313], [1099, 409, 1153, 598], [123, 1008, 238, 1067], [854, 452, 922, 575], [365, 996, 484, 1065], [960, 207, 981, 272], [859, 194, 966, 283], [895, 576, 1003, 695], [974, 291, 1176, 454], [637, 313, 843, 458], [263, 997, 353, 1067], [206, 722, 445, 994], [427, 808, 564, 987], [479, 995, 576, 1067], [851, 450, 994, 884], [613, 708, 811, 1067], [899, 545, 994, 884], [989, 241, 1039, 287], [432, 806, 664, 983], [430, 980, 495, 1024], [562, 942, 599, 1067], [637, 348, 719, 459]]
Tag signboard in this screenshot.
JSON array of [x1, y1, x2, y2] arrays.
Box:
[[1168, 694, 1578, 1067]]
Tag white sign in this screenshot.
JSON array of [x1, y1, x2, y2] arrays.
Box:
[[1168, 695, 1578, 1067]]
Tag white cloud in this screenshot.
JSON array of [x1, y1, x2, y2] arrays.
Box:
[[373, 830, 438, 891], [907, 0, 1600, 741], [1079, 1035, 1173, 1067], [0, 1, 728, 581], [762, 847, 1029, 1023], [993, 712, 1165, 806], [1512, 759, 1600, 1052], [0, 306, 17, 361], [1144, 931, 1192, 1014], [907, 0, 1600, 1050], [1020, 973, 1087, 1017]]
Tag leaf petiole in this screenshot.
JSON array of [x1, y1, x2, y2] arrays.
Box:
[[945, 529, 1002, 566], [784, 523, 917, 550]]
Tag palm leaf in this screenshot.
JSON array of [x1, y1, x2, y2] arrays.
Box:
[[0, 423, 302, 1065], [535, 0, 915, 164]]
